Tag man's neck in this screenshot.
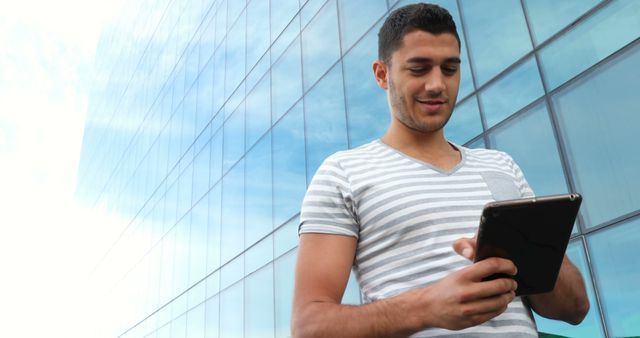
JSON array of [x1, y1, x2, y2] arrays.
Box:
[[381, 123, 461, 171]]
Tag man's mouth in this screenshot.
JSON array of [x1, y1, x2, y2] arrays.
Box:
[[416, 98, 447, 112]]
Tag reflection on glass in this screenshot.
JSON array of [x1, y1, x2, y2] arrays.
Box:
[[171, 313, 187, 338], [274, 216, 299, 259], [186, 302, 206, 338], [160, 229, 176, 305], [343, 271, 362, 305], [246, 73, 271, 150], [222, 104, 245, 174], [273, 102, 307, 227], [246, 235, 274, 275], [196, 58, 214, 134], [489, 102, 567, 196], [204, 295, 220, 338], [225, 11, 246, 99], [247, 0, 270, 71], [552, 43, 640, 228], [539, 0, 640, 90], [192, 142, 210, 204], [466, 137, 485, 149], [221, 254, 244, 291], [207, 180, 222, 274], [304, 62, 349, 183], [460, 0, 532, 85], [445, 95, 482, 145], [480, 57, 544, 128], [302, 0, 341, 91], [342, 22, 389, 148], [535, 239, 605, 337], [174, 216, 190, 297], [300, 0, 326, 28], [589, 218, 640, 337], [189, 196, 208, 285], [213, 45, 226, 114], [245, 264, 275, 338], [523, 0, 600, 45], [220, 281, 244, 338], [338, 0, 386, 53], [245, 133, 273, 246], [206, 270, 220, 299], [271, 0, 299, 44], [272, 38, 303, 122], [221, 160, 244, 263], [271, 14, 301, 63], [209, 128, 223, 186], [275, 249, 296, 338]]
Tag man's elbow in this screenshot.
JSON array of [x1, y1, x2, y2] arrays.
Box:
[[567, 298, 590, 325], [291, 305, 321, 338]]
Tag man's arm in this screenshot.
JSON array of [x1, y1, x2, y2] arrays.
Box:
[[292, 233, 520, 338], [526, 256, 589, 324], [453, 237, 590, 325]]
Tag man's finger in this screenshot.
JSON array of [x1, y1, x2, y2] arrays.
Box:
[[462, 257, 518, 281], [453, 237, 476, 260]]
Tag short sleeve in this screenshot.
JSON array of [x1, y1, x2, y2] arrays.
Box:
[[299, 157, 359, 239]]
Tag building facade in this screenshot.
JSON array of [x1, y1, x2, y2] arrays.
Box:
[[76, 0, 640, 337]]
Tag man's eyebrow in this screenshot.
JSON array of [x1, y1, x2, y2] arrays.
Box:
[[405, 57, 461, 64]]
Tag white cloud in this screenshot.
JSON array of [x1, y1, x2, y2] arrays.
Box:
[[0, 0, 125, 336]]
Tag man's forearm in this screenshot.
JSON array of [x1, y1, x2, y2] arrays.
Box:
[[528, 256, 589, 324], [292, 291, 423, 338]]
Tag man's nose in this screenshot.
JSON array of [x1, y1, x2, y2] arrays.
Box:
[[424, 70, 445, 94]]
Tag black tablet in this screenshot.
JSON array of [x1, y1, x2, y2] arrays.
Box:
[[474, 193, 582, 296]]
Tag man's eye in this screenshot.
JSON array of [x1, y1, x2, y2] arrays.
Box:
[[442, 67, 458, 75], [409, 67, 427, 74]]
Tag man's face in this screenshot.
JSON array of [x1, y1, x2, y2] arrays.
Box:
[[375, 30, 461, 135]]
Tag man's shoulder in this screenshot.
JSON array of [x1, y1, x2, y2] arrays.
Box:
[[323, 139, 386, 164]]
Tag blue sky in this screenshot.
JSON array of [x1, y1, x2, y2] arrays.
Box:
[[0, 0, 123, 336]]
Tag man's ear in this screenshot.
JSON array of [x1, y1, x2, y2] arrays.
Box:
[[373, 60, 389, 90]]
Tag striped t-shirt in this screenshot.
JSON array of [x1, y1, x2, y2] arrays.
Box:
[[299, 139, 538, 337]]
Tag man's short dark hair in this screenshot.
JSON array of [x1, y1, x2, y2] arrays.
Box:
[[378, 3, 461, 64]]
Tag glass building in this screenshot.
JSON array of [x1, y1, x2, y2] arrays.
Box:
[[75, 0, 640, 337]]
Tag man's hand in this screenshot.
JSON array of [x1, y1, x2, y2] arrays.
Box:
[[451, 233, 590, 325], [409, 256, 518, 330]]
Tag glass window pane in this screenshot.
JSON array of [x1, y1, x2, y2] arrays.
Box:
[[534, 239, 605, 337], [271, 14, 301, 63], [174, 217, 190, 295], [220, 282, 243, 338], [246, 235, 274, 275], [275, 249, 297, 338], [460, 0, 532, 85], [192, 143, 210, 207], [272, 38, 303, 122], [274, 216, 299, 258], [466, 137, 485, 149], [304, 62, 349, 183], [207, 183, 222, 273], [480, 57, 544, 128], [186, 302, 205, 338], [246, 73, 271, 151], [171, 313, 187, 338], [342, 22, 389, 148], [302, 0, 341, 91], [209, 128, 223, 187], [221, 254, 244, 290], [539, 0, 640, 90], [445, 95, 482, 145], [338, 0, 386, 53], [247, 0, 270, 71], [300, 0, 326, 28], [271, 0, 299, 44], [552, 43, 640, 228], [227, 0, 245, 30], [189, 197, 209, 285], [589, 218, 640, 337], [245, 133, 273, 245], [489, 102, 567, 196], [272, 102, 307, 227], [222, 103, 245, 173], [205, 271, 220, 299], [221, 160, 244, 263], [245, 264, 275, 338], [225, 11, 246, 99], [204, 295, 219, 338], [342, 271, 361, 305], [523, 0, 600, 45]]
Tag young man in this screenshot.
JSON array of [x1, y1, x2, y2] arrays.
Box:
[[292, 3, 589, 338]]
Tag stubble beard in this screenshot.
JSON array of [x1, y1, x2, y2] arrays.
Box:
[[388, 78, 453, 134]]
